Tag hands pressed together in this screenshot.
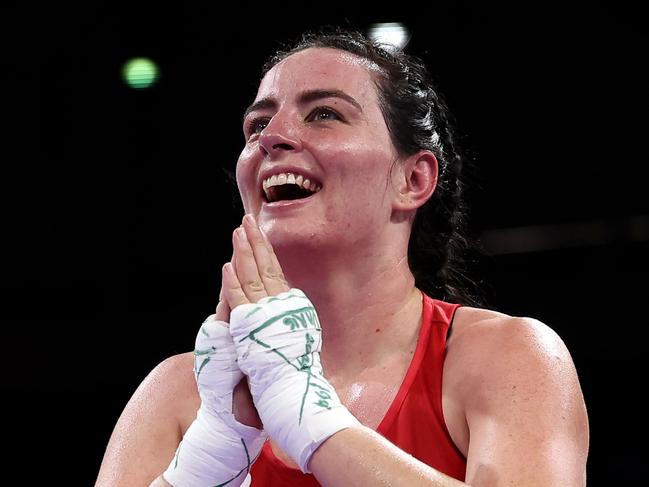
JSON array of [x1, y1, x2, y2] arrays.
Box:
[[221, 214, 291, 312], [163, 214, 359, 487]]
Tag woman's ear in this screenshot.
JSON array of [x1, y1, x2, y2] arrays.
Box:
[[392, 151, 438, 211]]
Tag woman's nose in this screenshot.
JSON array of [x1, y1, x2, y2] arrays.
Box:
[[258, 117, 302, 158]]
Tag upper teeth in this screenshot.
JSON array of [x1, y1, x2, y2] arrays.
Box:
[[262, 172, 321, 195]]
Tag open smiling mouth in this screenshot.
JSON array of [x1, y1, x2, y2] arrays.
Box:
[[262, 172, 322, 203]]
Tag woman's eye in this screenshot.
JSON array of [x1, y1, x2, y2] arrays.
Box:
[[309, 107, 341, 122], [246, 117, 269, 137], [246, 107, 340, 139]]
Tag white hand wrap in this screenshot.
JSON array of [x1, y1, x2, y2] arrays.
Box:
[[163, 315, 266, 487], [230, 289, 361, 473]]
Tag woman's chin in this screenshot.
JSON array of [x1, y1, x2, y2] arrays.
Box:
[[266, 228, 321, 250], [262, 223, 332, 254]]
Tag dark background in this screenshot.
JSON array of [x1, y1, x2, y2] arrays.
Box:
[[3, 3, 647, 484]]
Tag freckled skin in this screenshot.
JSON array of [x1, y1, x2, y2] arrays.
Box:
[[236, 48, 401, 268]]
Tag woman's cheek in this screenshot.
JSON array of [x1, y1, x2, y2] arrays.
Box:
[[235, 152, 258, 203]]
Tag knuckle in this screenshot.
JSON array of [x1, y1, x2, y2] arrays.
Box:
[[239, 243, 253, 255], [245, 279, 265, 293], [249, 232, 265, 245], [260, 266, 280, 279]]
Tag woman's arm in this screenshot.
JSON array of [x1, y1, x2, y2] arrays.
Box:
[[308, 316, 589, 487], [456, 316, 589, 485], [310, 426, 466, 486], [96, 354, 263, 486], [95, 353, 197, 487]]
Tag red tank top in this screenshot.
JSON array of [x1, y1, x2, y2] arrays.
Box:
[[249, 293, 467, 485]]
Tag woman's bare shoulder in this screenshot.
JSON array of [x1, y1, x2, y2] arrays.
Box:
[[111, 351, 199, 433], [443, 305, 588, 460], [95, 352, 199, 486], [145, 352, 197, 397], [450, 305, 512, 334], [145, 352, 200, 429], [444, 309, 589, 482], [446, 305, 584, 411], [448, 305, 572, 369]]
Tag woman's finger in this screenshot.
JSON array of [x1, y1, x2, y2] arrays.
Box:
[[258, 225, 284, 276], [214, 286, 231, 322], [242, 214, 289, 296], [232, 226, 268, 303], [221, 262, 249, 309], [215, 241, 237, 321]]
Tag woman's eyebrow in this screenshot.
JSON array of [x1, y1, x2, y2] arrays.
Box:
[[242, 98, 276, 125], [242, 89, 363, 124], [299, 89, 363, 112]]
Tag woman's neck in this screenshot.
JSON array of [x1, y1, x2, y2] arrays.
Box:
[[278, 245, 423, 378]]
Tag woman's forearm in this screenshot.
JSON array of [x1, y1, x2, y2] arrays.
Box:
[[309, 426, 467, 487], [149, 475, 172, 487]]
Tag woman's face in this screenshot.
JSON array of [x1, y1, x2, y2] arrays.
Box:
[[236, 47, 401, 252]]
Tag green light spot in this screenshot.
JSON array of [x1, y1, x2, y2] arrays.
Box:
[[122, 57, 159, 89]]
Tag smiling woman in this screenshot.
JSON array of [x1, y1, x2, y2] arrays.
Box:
[[95, 29, 589, 487]]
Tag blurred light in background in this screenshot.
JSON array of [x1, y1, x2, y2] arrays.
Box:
[[368, 22, 411, 51], [480, 215, 649, 255], [122, 57, 159, 89]]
